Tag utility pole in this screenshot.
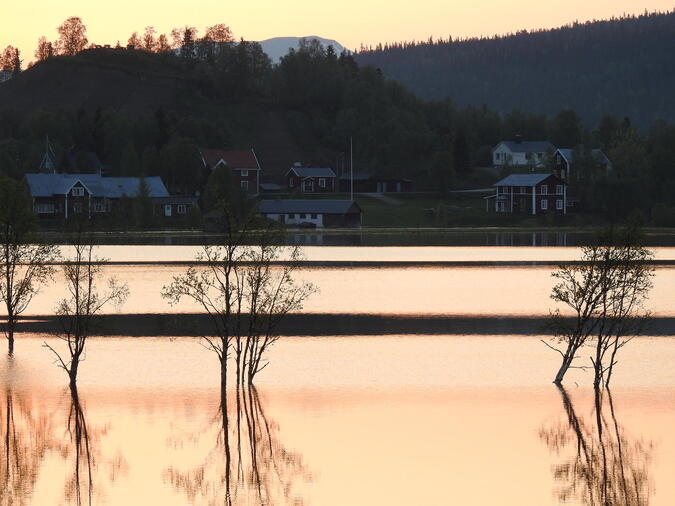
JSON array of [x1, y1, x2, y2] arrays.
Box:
[[350, 136, 353, 201]]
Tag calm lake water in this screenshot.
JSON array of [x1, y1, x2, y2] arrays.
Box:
[[2, 245, 674, 505]]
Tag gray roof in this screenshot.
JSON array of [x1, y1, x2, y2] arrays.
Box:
[[287, 167, 336, 178], [25, 173, 169, 198], [556, 148, 611, 165], [493, 173, 554, 186], [258, 199, 360, 214], [498, 141, 554, 153]]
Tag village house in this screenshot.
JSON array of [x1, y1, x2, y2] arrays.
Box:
[[486, 173, 567, 215], [338, 172, 412, 193], [492, 138, 555, 168], [286, 165, 336, 193], [24, 173, 197, 219], [258, 199, 362, 228], [200, 148, 261, 194], [552, 148, 613, 181]]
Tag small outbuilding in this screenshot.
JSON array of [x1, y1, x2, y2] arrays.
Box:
[[258, 199, 362, 228]]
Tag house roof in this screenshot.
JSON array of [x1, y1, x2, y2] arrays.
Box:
[[287, 167, 336, 178], [493, 173, 557, 187], [497, 141, 554, 153], [25, 173, 170, 198], [556, 148, 611, 165], [200, 148, 260, 170], [258, 199, 360, 214]]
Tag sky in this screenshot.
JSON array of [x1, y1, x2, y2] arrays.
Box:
[[1, 1, 672, 62]]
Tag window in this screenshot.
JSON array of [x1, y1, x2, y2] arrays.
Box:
[[241, 169, 249, 177], [35, 203, 55, 214], [311, 213, 317, 219], [540, 185, 548, 195], [164, 205, 172, 217], [289, 177, 295, 188], [556, 185, 563, 194], [73, 202, 83, 213], [288, 213, 295, 219], [177, 204, 187, 214], [556, 199, 563, 210], [495, 153, 501, 161], [72, 187, 85, 197], [541, 199, 548, 210], [520, 186, 527, 193], [240, 181, 249, 191], [94, 203, 104, 213], [319, 178, 326, 188], [300, 213, 306, 219]]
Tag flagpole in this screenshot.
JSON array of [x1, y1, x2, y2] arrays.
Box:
[[350, 136, 353, 201]]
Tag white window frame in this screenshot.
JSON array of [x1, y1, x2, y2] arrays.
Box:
[[164, 204, 172, 217], [541, 199, 548, 210], [94, 202, 104, 213], [540, 185, 548, 195], [556, 199, 563, 210], [319, 178, 326, 188], [177, 204, 187, 214], [241, 169, 249, 177], [556, 185, 563, 194], [72, 187, 85, 197], [289, 177, 295, 188], [73, 202, 83, 213], [35, 203, 55, 214]]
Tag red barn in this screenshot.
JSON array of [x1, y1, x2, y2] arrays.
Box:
[[286, 166, 336, 193]]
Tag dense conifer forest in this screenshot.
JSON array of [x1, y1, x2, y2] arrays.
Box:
[[355, 11, 675, 129]]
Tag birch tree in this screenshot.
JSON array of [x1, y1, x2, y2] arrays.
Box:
[[0, 178, 59, 355], [44, 229, 128, 387]]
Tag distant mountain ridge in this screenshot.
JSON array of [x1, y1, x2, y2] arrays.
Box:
[[259, 36, 347, 63], [355, 11, 675, 128]]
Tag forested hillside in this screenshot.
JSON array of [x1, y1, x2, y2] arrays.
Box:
[[355, 11, 675, 129], [0, 26, 674, 224]]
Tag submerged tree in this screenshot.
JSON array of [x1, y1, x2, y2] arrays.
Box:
[[0, 178, 59, 355], [162, 213, 315, 388], [44, 228, 129, 387], [545, 228, 654, 386]]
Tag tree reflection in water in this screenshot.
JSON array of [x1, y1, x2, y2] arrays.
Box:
[[0, 360, 61, 506], [165, 386, 311, 505], [540, 387, 653, 506]]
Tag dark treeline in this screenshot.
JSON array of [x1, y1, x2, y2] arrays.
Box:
[[355, 10, 675, 129], [0, 18, 674, 224]]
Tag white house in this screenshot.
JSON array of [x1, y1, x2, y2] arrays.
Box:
[[492, 139, 555, 168]]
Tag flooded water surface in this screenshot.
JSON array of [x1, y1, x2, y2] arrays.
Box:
[[1, 245, 674, 505]]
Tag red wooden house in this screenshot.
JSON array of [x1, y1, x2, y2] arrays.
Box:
[[286, 165, 336, 193], [486, 173, 567, 215], [200, 148, 261, 194]]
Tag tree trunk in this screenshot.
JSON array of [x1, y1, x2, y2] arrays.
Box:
[[6, 318, 15, 355], [69, 359, 80, 389], [220, 356, 228, 391], [553, 353, 573, 384]]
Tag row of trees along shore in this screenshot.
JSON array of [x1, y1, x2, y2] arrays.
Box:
[[0, 18, 674, 224], [0, 177, 656, 390]]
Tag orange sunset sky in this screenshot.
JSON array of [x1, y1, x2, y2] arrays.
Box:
[[1, 1, 672, 62]]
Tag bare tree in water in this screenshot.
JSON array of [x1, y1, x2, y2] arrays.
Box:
[[162, 214, 315, 388], [545, 228, 653, 386], [540, 386, 652, 505], [0, 178, 59, 355], [44, 229, 128, 388]]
